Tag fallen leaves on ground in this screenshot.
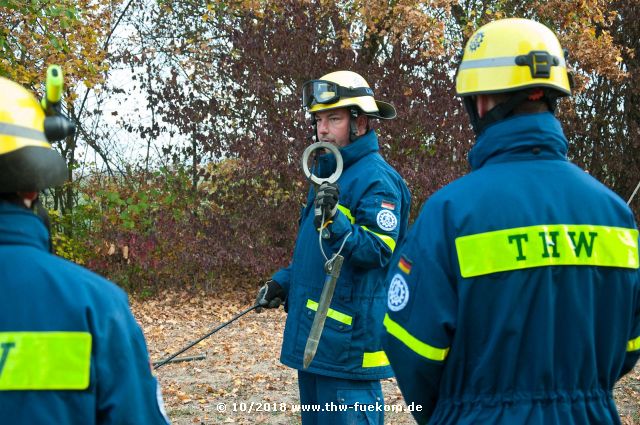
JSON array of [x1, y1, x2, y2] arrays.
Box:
[[131, 290, 640, 425]]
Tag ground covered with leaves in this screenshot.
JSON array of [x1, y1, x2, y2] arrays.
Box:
[[132, 290, 640, 424]]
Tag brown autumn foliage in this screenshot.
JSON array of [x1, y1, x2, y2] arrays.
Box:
[[0, 1, 116, 91], [3, 0, 639, 285], [0, 1, 125, 217], [103, 0, 638, 288]]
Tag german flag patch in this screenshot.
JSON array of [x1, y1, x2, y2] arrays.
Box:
[[398, 256, 412, 274], [381, 200, 395, 210]]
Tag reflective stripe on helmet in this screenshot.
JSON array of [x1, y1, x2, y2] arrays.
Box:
[[458, 55, 566, 71], [0, 123, 50, 155], [0, 122, 48, 142]]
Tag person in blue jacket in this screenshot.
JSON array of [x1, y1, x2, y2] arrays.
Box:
[[256, 70, 411, 424], [0, 76, 170, 424], [382, 18, 640, 425]]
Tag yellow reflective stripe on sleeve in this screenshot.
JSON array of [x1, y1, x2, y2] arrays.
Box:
[[362, 225, 396, 252], [628, 336, 640, 352], [362, 351, 390, 368], [383, 314, 449, 362], [0, 332, 92, 390], [306, 300, 353, 326], [455, 225, 639, 278], [337, 205, 396, 252], [337, 204, 355, 223]]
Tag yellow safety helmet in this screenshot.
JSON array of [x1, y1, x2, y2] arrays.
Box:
[[455, 19, 571, 135], [456, 18, 571, 97], [0, 77, 68, 192], [302, 71, 396, 119]]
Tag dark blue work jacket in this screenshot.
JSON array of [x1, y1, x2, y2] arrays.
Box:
[[273, 130, 411, 380], [383, 112, 640, 424], [0, 202, 169, 424]]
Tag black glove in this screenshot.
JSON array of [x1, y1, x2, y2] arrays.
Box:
[[255, 279, 285, 313], [314, 182, 339, 229]]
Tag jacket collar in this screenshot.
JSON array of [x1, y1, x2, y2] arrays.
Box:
[[468, 112, 569, 171], [316, 130, 379, 178], [0, 201, 49, 251]]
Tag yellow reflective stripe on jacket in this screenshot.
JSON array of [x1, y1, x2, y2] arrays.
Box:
[[337, 205, 396, 252], [306, 300, 353, 326], [455, 225, 639, 278], [383, 314, 449, 362], [362, 351, 390, 368], [628, 336, 640, 352], [337, 205, 355, 223], [0, 332, 92, 390], [361, 226, 396, 252]]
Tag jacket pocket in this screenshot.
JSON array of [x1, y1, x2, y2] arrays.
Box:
[[336, 389, 384, 425], [300, 298, 354, 366]]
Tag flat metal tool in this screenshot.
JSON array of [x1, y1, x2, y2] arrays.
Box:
[[303, 254, 344, 369]]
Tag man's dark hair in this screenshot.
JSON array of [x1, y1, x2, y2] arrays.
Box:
[[489, 91, 551, 115]]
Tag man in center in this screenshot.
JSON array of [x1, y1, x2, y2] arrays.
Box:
[[256, 70, 411, 424]]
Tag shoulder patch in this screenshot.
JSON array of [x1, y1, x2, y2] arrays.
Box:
[[388, 273, 410, 312], [377, 210, 397, 232]]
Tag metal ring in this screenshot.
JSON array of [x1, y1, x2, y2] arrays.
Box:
[[301, 142, 343, 185]]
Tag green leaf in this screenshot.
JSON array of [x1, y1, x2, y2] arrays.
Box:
[[49, 36, 61, 51], [106, 192, 121, 203]]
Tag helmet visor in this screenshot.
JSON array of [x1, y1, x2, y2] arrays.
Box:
[[302, 80, 374, 108]]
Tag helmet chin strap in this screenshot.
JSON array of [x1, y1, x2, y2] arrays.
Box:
[[348, 107, 359, 142], [311, 117, 318, 143], [465, 89, 560, 136], [465, 91, 531, 136]]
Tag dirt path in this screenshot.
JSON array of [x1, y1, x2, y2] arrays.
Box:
[[132, 291, 640, 424]]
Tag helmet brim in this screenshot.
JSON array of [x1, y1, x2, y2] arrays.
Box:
[[371, 100, 397, 120], [0, 145, 68, 192]]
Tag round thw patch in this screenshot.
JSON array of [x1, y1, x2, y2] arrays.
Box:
[[388, 274, 409, 312], [376, 210, 397, 232], [469, 31, 484, 52]]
